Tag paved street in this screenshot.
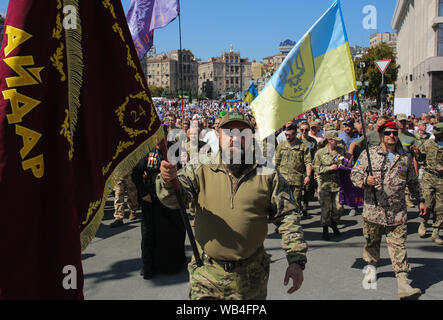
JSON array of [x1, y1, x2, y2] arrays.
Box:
[[82, 196, 443, 300]]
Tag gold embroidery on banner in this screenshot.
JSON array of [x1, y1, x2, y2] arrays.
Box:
[[102, 0, 117, 19], [50, 43, 66, 82], [56, 0, 62, 9], [102, 140, 136, 175], [82, 200, 101, 225], [60, 109, 73, 159], [53, 13, 63, 40], [112, 23, 125, 42]]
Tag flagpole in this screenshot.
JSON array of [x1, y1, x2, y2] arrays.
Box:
[[178, 12, 184, 122], [355, 91, 378, 207]]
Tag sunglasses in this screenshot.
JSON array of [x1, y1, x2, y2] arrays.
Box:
[[285, 133, 296, 137], [310, 126, 317, 130], [300, 129, 309, 132], [383, 131, 399, 136]]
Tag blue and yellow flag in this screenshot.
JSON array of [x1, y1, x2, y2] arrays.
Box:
[[251, 0, 356, 138], [243, 84, 258, 104]]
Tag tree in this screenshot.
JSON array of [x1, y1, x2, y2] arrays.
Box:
[[148, 85, 164, 97], [354, 43, 399, 107]]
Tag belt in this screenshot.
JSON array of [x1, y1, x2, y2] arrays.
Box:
[[201, 247, 263, 272], [424, 168, 443, 178]]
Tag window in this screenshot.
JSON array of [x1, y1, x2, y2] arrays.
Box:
[[438, 24, 443, 56], [440, 0, 443, 16]]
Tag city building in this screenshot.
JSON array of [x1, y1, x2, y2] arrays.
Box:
[[349, 45, 369, 60], [198, 45, 252, 99], [369, 32, 397, 54], [251, 61, 264, 80], [392, 0, 443, 103], [145, 49, 198, 96]]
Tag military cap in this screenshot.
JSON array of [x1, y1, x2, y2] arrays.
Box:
[[219, 112, 254, 130], [432, 122, 443, 135], [324, 130, 342, 141], [309, 121, 319, 127], [418, 120, 427, 126], [343, 120, 354, 127], [397, 114, 408, 121], [323, 123, 335, 131]]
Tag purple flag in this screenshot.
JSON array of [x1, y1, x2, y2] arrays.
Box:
[[338, 166, 364, 208], [126, 0, 180, 59]]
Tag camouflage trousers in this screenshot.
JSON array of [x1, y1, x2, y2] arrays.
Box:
[[188, 246, 270, 300], [362, 220, 410, 275], [318, 190, 343, 227], [420, 172, 443, 228], [113, 173, 138, 220]]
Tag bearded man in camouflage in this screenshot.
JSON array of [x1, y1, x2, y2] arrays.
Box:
[[351, 121, 427, 299], [157, 112, 308, 300]]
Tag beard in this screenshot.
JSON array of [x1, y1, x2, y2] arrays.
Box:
[[226, 147, 253, 178]]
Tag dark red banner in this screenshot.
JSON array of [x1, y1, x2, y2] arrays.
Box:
[[0, 0, 163, 299]]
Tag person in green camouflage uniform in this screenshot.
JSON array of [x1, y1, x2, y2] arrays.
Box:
[[415, 122, 443, 245], [351, 121, 426, 299], [312, 130, 346, 240], [156, 112, 308, 300], [274, 124, 312, 214]]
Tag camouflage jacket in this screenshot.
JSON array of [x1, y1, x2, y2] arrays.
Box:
[[350, 145, 422, 226], [414, 132, 431, 165], [274, 139, 311, 186], [417, 139, 443, 175], [156, 159, 308, 267], [312, 146, 346, 192]]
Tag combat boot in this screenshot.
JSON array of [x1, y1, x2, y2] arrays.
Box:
[[431, 228, 443, 245], [396, 273, 421, 299], [322, 226, 330, 240], [418, 222, 427, 238], [129, 211, 137, 221], [331, 221, 342, 236]]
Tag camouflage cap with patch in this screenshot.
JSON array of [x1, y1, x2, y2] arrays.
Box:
[[397, 113, 408, 121], [324, 130, 342, 141], [219, 112, 254, 130], [432, 122, 443, 135]]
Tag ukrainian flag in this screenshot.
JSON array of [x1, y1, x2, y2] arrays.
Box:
[[243, 84, 258, 104], [252, 0, 356, 139]]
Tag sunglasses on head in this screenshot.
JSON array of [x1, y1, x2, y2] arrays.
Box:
[[383, 131, 398, 136]]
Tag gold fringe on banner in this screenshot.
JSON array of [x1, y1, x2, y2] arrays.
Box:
[[64, 0, 83, 160], [80, 126, 165, 251]]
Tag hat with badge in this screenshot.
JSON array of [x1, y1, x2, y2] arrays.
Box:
[[432, 122, 443, 135], [397, 113, 408, 121], [219, 111, 254, 130]]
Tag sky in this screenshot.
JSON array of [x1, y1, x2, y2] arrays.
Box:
[[0, 0, 397, 62]]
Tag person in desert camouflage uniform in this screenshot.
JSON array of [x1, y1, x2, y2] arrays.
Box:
[[313, 129, 346, 240], [156, 112, 308, 300], [274, 124, 313, 214], [415, 122, 443, 245], [110, 172, 139, 228], [351, 121, 426, 299]]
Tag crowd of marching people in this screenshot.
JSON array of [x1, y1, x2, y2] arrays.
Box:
[[109, 98, 443, 299]]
